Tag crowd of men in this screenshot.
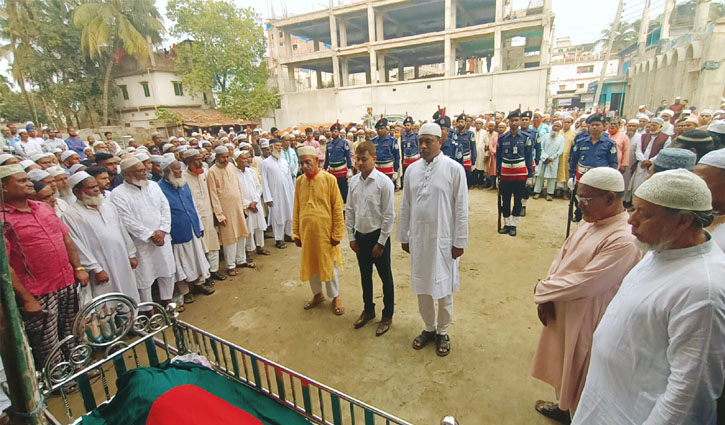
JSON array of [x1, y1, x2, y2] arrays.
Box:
[[1, 93, 725, 423]]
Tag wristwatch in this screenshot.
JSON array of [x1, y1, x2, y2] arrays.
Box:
[[74, 266, 86, 271]]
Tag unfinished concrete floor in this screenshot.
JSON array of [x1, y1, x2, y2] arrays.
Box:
[[177, 188, 568, 425]]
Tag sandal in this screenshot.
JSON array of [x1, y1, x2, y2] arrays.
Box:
[[304, 294, 325, 310], [227, 268, 238, 276], [412, 330, 437, 350], [534, 400, 571, 424], [239, 262, 256, 269], [436, 334, 451, 357], [256, 249, 271, 256], [332, 298, 345, 316], [176, 305, 185, 312]]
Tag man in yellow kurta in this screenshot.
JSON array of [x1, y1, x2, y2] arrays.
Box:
[[557, 116, 577, 199], [293, 146, 345, 315], [206, 146, 251, 276]]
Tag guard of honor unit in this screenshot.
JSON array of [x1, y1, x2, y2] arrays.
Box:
[[322, 108, 618, 240]]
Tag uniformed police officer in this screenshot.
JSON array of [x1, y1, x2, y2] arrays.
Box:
[[453, 113, 476, 188], [518, 110, 540, 216], [496, 109, 533, 237], [436, 112, 462, 166], [566, 113, 619, 225], [400, 115, 419, 190], [324, 121, 353, 203], [371, 116, 400, 184]]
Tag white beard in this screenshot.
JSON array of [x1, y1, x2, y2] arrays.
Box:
[[167, 176, 184, 188], [81, 194, 104, 207], [130, 178, 149, 188], [271, 150, 281, 159], [57, 186, 72, 199], [634, 239, 671, 253], [551, 130, 559, 137]]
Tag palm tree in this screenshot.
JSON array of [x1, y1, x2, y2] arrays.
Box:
[[597, 19, 641, 54], [72, 0, 164, 125]]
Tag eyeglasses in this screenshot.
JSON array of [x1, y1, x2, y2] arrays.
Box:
[[575, 193, 607, 205]]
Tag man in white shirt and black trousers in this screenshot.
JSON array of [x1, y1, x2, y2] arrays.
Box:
[[345, 141, 396, 336]]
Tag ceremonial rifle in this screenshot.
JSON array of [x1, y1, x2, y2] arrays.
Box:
[[497, 174, 503, 232], [566, 183, 577, 238]]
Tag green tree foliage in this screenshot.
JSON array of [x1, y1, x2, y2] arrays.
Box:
[[167, 0, 276, 119], [72, 0, 164, 125]]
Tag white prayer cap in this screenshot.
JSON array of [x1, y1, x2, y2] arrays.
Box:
[[27, 169, 50, 183], [660, 109, 674, 117], [125, 147, 136, 154], [30, 153, 48, 162], [183, 149, 201, 159], [698, 148, 725, 169], [161, 157, 177, 171], [176, 145, 188, 153], [52, 148, 62, 154], [69, 163, 86, 174], [634, 168, 712, 211], [169, 136, 177, 142], [628, 119, 640, 125], [701, 109, 713, 116], [60, 150, 78, 162], [68, 171, 92, 190], [135, 152, 150, 162], [319, 136, 327, 142], [684, 116, 699, 125], [177, 137, 186, 143], [580, 167, 625, 192], [259, 139, 269, 148], [92, 141, 106, 148], [708, 121, 725, 134], [162, 143, 175, 153], [120, 157, 142, 172], [200, 140, 212, 147], [232, 150, 243, 160], [151, 131, 161, 137], [0, 164, 24, 179], [214, 145, 229, 154], [298, 146, 316, 157], [238, 142, 252, 150], [0, 154, 15, 165], [150, 154, 164, 163], [636, 113, 649, 120], [475, 118, 484, 123], [136, 146, 149, 152], [20, 160, 35, 170], [638, 104, 646, 109], [163, 152, 176, 161], [419, 122, 442, 138], [651, 117, 664, 125], [46, 166, 66, 177], [17, 129, 27, 134], [224, 143, 235, 151]]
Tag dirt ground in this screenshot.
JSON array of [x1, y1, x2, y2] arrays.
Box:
[[175, 188, 570, 425]]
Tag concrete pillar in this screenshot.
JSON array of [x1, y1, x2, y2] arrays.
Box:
[[287, 66, 296, 92], [272, 26, 286, 92], [376, 12, 385, 41], [661, 0, 675, 40], [329, 14, 340, 88], [494, 27, 502, 71], [314, 39, 320, 52], [637, 0, 651, 56], [397, 65, 405, 81], [368, 3, 378, 83], [495, 0, 503, 22], [316, 70, 323, 89], [414, 65, 419, 78], [378, 53, 387, 83], [341, 58, 349, 86], [445, 0, 456, 31], [694, 0, 711, 31], [365, 66, 372, 84], [444, 0, 457, 77], [339, 19, 348, 48], [284, 31, 292, 57], [540, 19, 552, 66]]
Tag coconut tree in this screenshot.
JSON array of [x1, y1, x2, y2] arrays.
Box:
[[72, 0, 164, 125]]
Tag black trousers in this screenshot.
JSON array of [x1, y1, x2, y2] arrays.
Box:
[[465, 169, 474, 188], [472, 169, 486, 186], [499, 179, 525, 217], [336, 176, 348, 203], [401, 165, 409, 190], [355, 229, 394, 318]]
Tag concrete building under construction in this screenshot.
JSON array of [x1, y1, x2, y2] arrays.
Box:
[[267, 0, 554, 127]]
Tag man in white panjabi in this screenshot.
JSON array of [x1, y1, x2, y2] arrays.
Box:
[[695, 148, 725, 251], [261, 138, 295, 249], [110, 157, 176, 309], [181, 149, 225, 283], [397, 122, 468, 358], [158, 158, 214, 308], [573, 169, 725, 425], [627, 118, 671, 202], [234, 150, 270, 256], [61, 171, 140, 303]]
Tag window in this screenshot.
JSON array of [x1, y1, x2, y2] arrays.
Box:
[[558, 84, 567, 91], [577, 83, 585, 89], [140, 81, 150, 97], [293, 44, 298, 50], [279, 42, 284, 46], [120, 85, 129, 100], [577, 65, 594, 73], [173, 81, 184, 96]]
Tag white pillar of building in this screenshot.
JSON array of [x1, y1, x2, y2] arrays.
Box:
[[329, 14, 340, 88], [314, 39, 320, 52], [444, 0, 457, 77], [661, 0, 676, 40], [339, 19, 348, 48], [495, 0, 503, 22], [637, 0, 651, 57], [287, 66, 296, 92], [541, 0, 552, 65], [316, 70, 323, 89], [694, 0, 711, 31], [367, 3, 378, 83], [272, 26, 286, 92], [493, 28, 502, 71], [378, 53, 387, 83], [414, 65, 420, 78], [341, 58, 349, 87], [376, 12, 385, 42], [398, 64, 405, 81], [284, 31, 292, 57]]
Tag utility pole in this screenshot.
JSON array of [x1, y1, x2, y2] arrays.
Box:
[[0, 232, 48, 425], [594, 0, 624, 111], [637, 0, 651, 57]]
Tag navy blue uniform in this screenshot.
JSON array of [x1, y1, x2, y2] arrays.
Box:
[[496, 130, 534, 219], [371, 134, 400, 178], [568, 133, 619, 180], [442, 132, 463, 166], [324, 136, 352, 202]]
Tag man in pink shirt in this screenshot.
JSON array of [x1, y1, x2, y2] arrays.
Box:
[[303, 127, 325, 167], [607, 117, 630, 174], [1, 164, 89, 369], [531, 167, 642, 422]]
